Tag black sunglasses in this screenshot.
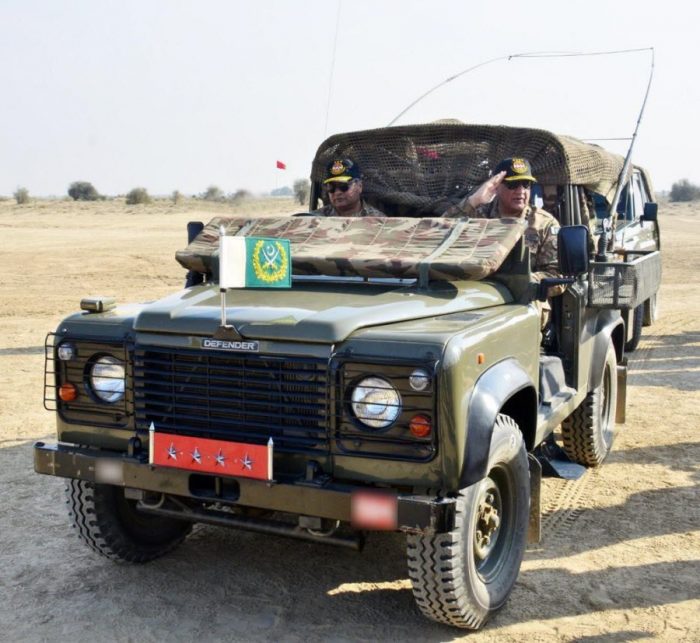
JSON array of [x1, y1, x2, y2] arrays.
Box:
[[504, 180, 533, 190], [326, 181, 355, 193]]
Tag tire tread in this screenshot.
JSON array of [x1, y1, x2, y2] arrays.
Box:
[[561, 342, 617, 467], [66, 480, 190, 563], [406, 414, 527, 630]]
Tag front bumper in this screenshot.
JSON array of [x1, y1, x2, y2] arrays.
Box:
[[34, 441, 456, 535]]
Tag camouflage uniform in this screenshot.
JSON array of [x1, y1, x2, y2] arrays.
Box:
[[312, 201, 386, 217], [442, 198, 560, 285]]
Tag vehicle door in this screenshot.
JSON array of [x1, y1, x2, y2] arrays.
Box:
[[614, 170, 659, 254]]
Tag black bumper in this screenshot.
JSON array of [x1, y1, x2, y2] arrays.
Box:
[[34, 441, 456, 535]]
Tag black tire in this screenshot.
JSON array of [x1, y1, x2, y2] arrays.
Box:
[[624, 304, 643, 352], [561, 341, 618, 467], [642, 292, 659, 327], [66, 480, 192, 563], [406, 415, 529, 630]]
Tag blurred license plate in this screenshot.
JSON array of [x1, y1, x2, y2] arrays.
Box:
[[95, 459, 124, 485], [351, 491, 398, 530]]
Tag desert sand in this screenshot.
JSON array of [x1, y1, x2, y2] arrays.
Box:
[[0, 197, 698, 642]]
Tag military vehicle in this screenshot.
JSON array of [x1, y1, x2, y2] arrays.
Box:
[[591, 165, 660, 350], [35, 123, 661, 629]]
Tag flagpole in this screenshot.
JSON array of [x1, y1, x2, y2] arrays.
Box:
[[219, 225, 227, 328], [149, 421, 155, 464], [267, 437, 274, 481], [213, 224, 247, 342], [275, 161, 287, 195]]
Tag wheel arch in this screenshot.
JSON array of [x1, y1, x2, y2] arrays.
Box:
[[588, 314, 625, 393], [459, 358, 537, 488]]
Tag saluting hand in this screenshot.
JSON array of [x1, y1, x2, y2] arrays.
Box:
[[468, 171, 506, 208]]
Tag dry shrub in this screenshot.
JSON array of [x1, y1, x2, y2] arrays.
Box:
[[126, 187, 151, 205], [14, 187, 30, 204]]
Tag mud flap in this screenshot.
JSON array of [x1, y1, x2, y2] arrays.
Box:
[[616, 357, 627, 424], [528, 454, 541, 544]]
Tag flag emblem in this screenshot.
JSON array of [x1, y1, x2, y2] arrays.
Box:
[[219, 236, 292, 289], [251, 240, 289, 285]]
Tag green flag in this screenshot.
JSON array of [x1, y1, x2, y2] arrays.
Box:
[[220, 236, 292, 288]]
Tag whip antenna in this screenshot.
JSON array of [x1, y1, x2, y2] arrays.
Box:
[[387, 47, 654, 127], [323, 0, 343, 138], [607, 47, 655, 233], [387, 54, 510, 127]]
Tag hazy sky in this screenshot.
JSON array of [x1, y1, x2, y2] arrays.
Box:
[[1, 0, 698, 196]]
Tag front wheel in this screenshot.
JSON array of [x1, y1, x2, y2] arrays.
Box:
[[407, 414, 529, 629], [66, 480, 192, 563], [561, 341, 618, 466]]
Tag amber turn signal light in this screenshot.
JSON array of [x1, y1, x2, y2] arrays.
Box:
[[409, 414, 432, 438], [58, 383, 77, 401]]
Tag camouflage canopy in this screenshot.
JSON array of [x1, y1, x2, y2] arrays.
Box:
[[311, 122, 634, 215], [176, 215, 526, 282]]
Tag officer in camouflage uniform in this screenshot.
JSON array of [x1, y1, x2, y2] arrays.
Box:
[[444, 157, 563, 333], [312, 158, 386, 217], [442, 157, 560, 286]]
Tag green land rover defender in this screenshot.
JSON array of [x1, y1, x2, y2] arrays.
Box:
[[35, 123, 661, 629]]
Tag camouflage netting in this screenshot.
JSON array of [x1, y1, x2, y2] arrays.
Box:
[[176, 216, 526, 281], [311, 123, 628, 215]]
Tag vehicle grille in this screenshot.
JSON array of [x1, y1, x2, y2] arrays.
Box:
[[133, 346, 330, 455]]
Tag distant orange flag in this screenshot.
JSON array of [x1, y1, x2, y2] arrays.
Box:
[[276, 160, 286, 170]]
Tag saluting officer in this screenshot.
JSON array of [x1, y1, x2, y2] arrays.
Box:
[[443, 157, 560, 286]]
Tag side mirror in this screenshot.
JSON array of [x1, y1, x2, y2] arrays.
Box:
[[558, 225, 590, 277], [642, 202, 658, 222]]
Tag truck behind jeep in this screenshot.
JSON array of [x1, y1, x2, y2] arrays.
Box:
[[36, 123, 661, 630]]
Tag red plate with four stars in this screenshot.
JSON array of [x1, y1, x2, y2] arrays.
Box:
[[151, 432, 271, 481]]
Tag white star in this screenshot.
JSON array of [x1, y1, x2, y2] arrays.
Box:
[[215, 449, 226, 467], [241, 453, 253, 470], [191, 447, 202, 464], [167, 443, 177, 460]]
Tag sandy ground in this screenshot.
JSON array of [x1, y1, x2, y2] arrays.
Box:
[[0, 197, 698, 642]]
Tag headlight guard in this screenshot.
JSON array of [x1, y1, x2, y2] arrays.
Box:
[[350, 376, 402, 429], [88, 355, 126, 404]]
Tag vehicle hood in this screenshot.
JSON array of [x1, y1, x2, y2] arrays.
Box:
[[133, 280, 512, 343]]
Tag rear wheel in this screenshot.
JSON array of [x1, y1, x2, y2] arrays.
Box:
[[561, 341, 618, 466], [643, 292, 659, 327], [624, 304, 643, 352], [66, 480, 192, 562], [406, 415, 529, 629]]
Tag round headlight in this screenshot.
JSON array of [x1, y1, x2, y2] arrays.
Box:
[[89, 356, 125, 403], [350, 377, 401, 429], [409, 368, 430, 392], [57, 343, 76, 361]]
